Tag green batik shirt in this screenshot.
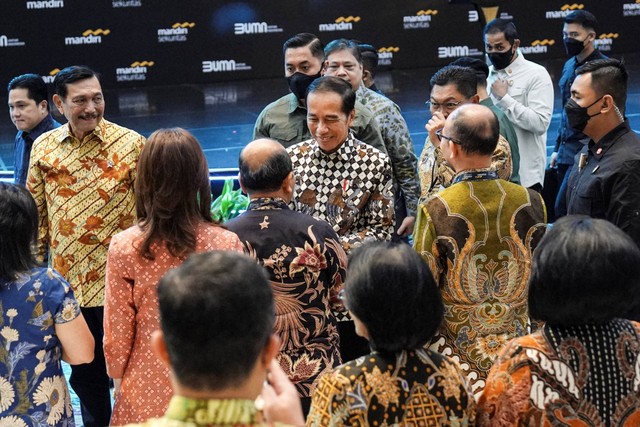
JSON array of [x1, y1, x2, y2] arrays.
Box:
[[123, 396, 295, 427], [253, 93, 387, 155], [356, 85, 420, 216]]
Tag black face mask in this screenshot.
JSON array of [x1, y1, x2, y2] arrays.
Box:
[[286, 72, 321, 101], [563, 37, 587, 57], [564, 96, 603, 132], [488, 47, 514, 70]]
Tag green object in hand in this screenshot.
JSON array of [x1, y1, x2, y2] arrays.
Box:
[[210, 179, 249, 223]]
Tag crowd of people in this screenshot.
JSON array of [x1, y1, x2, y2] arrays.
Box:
[[2, 10, 640, 427]]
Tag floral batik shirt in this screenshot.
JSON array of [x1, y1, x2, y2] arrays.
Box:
[[287, 133, 395, 254], [478, 320, 640, 426], [413, 172, 547, 395], [27, 119, 145, 307], [306, 349, 476, 426], [226, 198, 347, 397], [0, 267, 82, 426]]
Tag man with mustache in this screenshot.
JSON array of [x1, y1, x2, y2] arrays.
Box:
[[27, 65, 145, 427], [253, 33, 386, 154]]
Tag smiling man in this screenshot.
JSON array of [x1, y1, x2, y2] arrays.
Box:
[[8, 74, 61, 185], [253, 33, 385, 153], [26, 65, 145, 427]]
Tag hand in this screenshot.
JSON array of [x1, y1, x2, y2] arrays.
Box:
[[550, 152, 558, 168], [113, 378, 122, 396], [396, 216, 415, 237], [425, 111, 446, 146], [260, 360, 305, 426], [491, 79, 509, 100]]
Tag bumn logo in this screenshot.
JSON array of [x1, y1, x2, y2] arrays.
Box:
[[202, 59, 251, 73]]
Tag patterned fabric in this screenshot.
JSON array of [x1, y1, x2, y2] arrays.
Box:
[[0, 267, 81, 426], [418, 134, 512, 203], [27, 119, 146, 307], [121, 396, 294, 427], [413, 174, 547, 395], [253, 92, 387, 154], [306, 349, 476, 426], [226, 198, 347, 398], [104, 222, 244, 425], [477, 320, 640, 426], [13, 114, 61, 185], [287, 133, 395, 254], [357, 85, 420, 216]]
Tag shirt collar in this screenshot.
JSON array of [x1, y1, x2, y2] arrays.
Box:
[[588, 119, 632, 160], [164, 396, 260, 424], [287, 93, 306, 114], [248, 197, 290, 211], [22, 114, 55, 141], [57, 118, 107, 144], [312, 131, 355, 162], [452, 167, 499, 184]]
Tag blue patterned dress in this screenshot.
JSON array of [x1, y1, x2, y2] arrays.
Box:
[[0, 267, 81, 427]]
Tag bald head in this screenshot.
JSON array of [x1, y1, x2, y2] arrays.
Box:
[[447, 104, 499, 156], [239, 138, 293, 195]]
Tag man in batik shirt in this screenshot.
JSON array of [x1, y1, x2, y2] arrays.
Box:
[[27, 65, 145, 426], [287, 76, 394, 252], [419, 65, 512, 203], [323, 38, 420, 240], [413, 104, 546, 396], [227, 138, 347, 416], [287, 76, 394, 363]]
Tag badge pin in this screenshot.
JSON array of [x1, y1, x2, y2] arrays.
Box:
[[596, 148, 602, 155]]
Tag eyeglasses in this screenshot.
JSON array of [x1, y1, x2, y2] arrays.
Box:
[[426, 99, 463, 111], [435, 129, 462, 145]]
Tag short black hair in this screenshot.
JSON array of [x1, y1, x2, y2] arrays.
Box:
[[528, 216, 640, 326], [345, 242, 443, 353], [576, 58, 627, 115], [0, 183, 38, 280], [324, 39, 362, 64], [565, 10, 598, 32], [484, 18, 519, 45], [307, 76, 356, 116], [356, 42, 379, 76], [239, 143, 292, 193], [53, 65, 101, 99], [430, 65, 478, 99], [157, 251, 275, 390], [449, 57, 489, 88], [449, 104, 500, 156], [7, 74, 48, 104], [283, 33, 324, 62]]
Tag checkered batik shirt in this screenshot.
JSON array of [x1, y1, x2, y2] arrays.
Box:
[[287, 133, 395, 254]]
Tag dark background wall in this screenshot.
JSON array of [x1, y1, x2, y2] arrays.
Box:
[[1, 0, 638, 89]]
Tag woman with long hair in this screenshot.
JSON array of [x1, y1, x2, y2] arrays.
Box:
[[104, 128, 243, 425], [0, 183, 94, 426]]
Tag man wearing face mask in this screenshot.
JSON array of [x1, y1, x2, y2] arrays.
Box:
[[484, 18, 554, 192], [253, 33, 386, 153], [550, 10, 607, 219], [566, 58, 640, 246]]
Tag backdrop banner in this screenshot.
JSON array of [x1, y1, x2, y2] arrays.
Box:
[[1, 0, 636, 88]]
